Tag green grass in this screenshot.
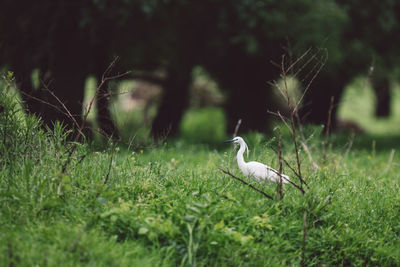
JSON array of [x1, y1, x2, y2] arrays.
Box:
[[2, 74, 400, 266]]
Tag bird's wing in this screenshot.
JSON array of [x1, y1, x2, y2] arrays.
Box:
[[262, 164, 290, 183], [246, 162, 290, 183]]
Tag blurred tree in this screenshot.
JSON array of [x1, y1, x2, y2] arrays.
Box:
[[299, 0, 400, 126], [0, 0, 123, 138], [2, 0, 399, 140], [2, 1, 83, 131], [201, 0, 345, 134]]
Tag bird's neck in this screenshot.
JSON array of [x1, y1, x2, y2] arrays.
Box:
[[236, 144, 247, 169]]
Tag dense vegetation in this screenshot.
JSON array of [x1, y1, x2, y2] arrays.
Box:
[[1, 74, 400, 266]]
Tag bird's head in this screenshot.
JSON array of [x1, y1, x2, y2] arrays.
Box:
[[224, 136, 248, 157], [224, 136, 244, 144]]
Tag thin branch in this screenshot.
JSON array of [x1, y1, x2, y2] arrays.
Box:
[[286, 47, 312, 73], [69, 224, 89, 253], [213, 149, 227, 165], [229, 118, 243, 168], [289, 111, 305, 191], [61, 57, 129, 173], [7, 241, 13, 267], [386, 149, 395, 170], [233, 118, 242, 138], [294, 49, 328, 113], [267, 110, 291, 131], [301, 141, 319, 170], [269, 145, 308, 190], [129, 73, 165, 86], [41, 83, 84, 137], [293, 48, 322, 82], [301, 211, 307, 267], [295, 110, 306, 141], [275, 126, 284, 200], [281, 54, 291, 109], [323, 96, 334, 163], [338, 132, 355, 166], [295, 111, 319, 170], [103, 146, 116, 185], [279, 54, 305, 191], [19, 91, 78, 126], [219, 169, 274, 200], [268, 80, 285, 100]]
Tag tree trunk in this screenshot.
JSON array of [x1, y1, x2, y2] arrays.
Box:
[[15, 69, 42, 117], [224, 65, 275, 134], [299, 73, 347, 129], [373, 76, 390, 117], [151, 67, 192, 138], [41, 20, 89, 136], [206, 52, 278, 135], [96, 84, 120, 139]]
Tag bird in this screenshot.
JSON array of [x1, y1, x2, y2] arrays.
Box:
[[225, 136, 290, 184]]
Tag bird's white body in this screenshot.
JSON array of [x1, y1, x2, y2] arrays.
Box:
[[229, 136, 290, 184]]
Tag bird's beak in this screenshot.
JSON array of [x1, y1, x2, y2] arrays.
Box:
[[224, 139, 234, 143]]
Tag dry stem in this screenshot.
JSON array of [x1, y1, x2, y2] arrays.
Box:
[[61, 57, 130, 173], [301, 210, 307, 267], [233, 118, 242, 138], [274, 126, 283, 200], [322, 96, 334, 163], [219, 169, 274, 200]]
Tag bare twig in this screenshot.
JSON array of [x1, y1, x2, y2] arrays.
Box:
[[219, 169, 274, 200], [270, 50, 325, 192], [301, 141, 319, 170], [274, 126, 284, 200], [19, 90, 77, 125], [292, 48, 319, 80], [84, 59, 130, 126], [61, 58, 129, 173], [337, 132, 355, 167], [76, 154, 87, 166], [103, 146, 116, 185], [269, 145, 308, 192], [69, 224, 89, 253], [301, 211, 307, 267], [296, 110, 319, 170], [344, 132, 355, 159], [281, 54, 291, 109], [42, 83, 85, 137], [267, 110, 291, 131], [281, 54, 306, 192], [295, 111, 306, 141], [8, 241, 13, 267], [387, 149, 395, 169], [323, 96, 334, 163], [289, 114, 305, 191], [233, 118, 242, 138], [286, 47, 312, 73], [17, 58, 128, 174], [128, 73, 165, 86], [270, 49, 327, 266], [294, 49, 328, 112], [229, 118, 243, 168], [213, 149, 227, 165]]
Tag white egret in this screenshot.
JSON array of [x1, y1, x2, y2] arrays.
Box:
[[225, 136, 290, 184]]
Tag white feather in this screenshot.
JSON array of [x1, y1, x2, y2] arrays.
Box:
[[229, 136, 290, 184]]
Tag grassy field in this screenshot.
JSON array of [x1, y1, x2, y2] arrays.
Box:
[[1, 74, 400, 266]]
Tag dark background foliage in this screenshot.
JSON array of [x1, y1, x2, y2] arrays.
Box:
[[1, 0, 399, 140]]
